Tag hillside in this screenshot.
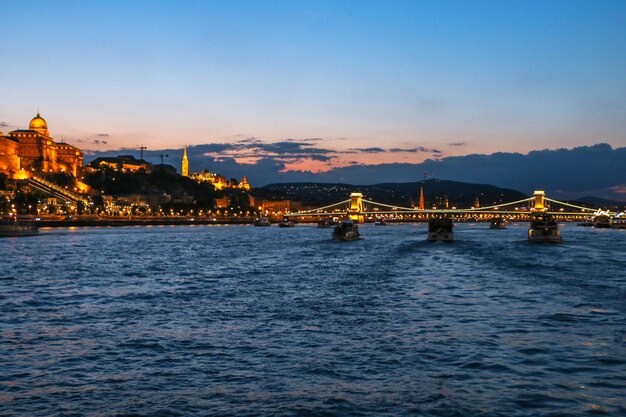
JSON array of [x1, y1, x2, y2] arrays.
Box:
[[258, 179, 528, 208]]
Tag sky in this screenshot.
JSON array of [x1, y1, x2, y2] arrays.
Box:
[[1, 0, 625, 175]]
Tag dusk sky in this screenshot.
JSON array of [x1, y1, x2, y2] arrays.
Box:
[[1, 0, 625, 173]]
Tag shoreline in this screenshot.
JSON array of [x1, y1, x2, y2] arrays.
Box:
[[30, 218, 579, 228]]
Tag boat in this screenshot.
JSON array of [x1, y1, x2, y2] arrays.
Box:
[[611, 212, 626, 229], [332, 219, 360, 241], [278, 219, 295, 227], [374, 218, 387, 226], [593, 211, 611, 228], [428, 217, 454, 242], [317, 218, 338, 228], [577, 218, 594, 227], [489, 217, 507, 229], [253, 216, 271, 227], [0, 218, 39, 237], [528, 212, 562, 243]]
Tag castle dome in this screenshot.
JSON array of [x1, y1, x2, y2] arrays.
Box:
[[29, 113, 49, 135]]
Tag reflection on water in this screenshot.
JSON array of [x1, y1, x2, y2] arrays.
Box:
[[1, 223, 625, 416]]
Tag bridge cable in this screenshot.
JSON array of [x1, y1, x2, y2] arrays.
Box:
[[293, 199, 351, 215], [543, 198, 598, 212]]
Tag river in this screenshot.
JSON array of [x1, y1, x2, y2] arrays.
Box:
[[1, 223, 625, 416]]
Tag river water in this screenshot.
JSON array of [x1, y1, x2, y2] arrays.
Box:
[[1, 223, 625, 416]]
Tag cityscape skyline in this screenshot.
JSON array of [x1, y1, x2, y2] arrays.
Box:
[[2, 0, 625, 175]]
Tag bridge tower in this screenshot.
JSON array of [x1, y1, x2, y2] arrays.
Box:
[[348, 192, 365, 223], [532, 190, 546, 212]]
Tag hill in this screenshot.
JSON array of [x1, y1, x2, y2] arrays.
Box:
[[258, 179, 528, 209]]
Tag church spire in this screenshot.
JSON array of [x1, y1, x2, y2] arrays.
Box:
[[181, 147, 189, 177]]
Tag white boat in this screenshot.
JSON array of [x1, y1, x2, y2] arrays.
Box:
[[428, 217, 454, 242], [278, 219, 295, 227], [332, 219, 360, 241], [528, 213, 562, 243]]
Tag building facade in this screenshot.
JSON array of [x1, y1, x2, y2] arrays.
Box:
[[0, 113, 83, 178]]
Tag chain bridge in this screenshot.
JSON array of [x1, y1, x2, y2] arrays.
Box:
[[285, 191, 603, 223]]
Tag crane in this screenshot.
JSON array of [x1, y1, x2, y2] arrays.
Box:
[[139, 145, 147, 160]]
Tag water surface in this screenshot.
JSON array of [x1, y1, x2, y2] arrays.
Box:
[[1, 223, 625, 416]]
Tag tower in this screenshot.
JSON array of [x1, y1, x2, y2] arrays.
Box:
[[348, 192, 365, 223], [418, 186, 425, 210], [532, 190, 546, 212], [181, 147, 189, 177]]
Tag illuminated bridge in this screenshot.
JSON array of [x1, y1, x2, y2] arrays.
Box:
[[284, 191, 605, 223]]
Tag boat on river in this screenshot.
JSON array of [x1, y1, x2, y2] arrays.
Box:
[[278, 219, 295, 227], [374, 219, 387, 226], [0, 218, 39, 237], [489, 217, 507, 229], [611, 212, 626, 229], [528, 212, 562, 243], [428, 217, 454, 242], [593, 211, 611, 228], [332, 219, 360, 241], [317, 218, 338, 228], [253, 216, 271, 227]]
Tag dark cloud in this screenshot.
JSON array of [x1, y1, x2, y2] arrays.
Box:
[[83, 142, 626, 200], [389, 147, 442, 154], [286, 137, 323, 142], [449, 142, 466, 146], [96, 133, 110, 137], [237, 137, 261, 143], [197, 141, 335, 161], [0, 121, 10, 128], [349, 147, 386, 153]]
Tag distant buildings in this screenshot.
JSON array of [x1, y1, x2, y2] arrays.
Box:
[[260, 199, 301, 215], [182, 149, 250, 191], [0, 113, 83, 178], [86, 155, 152, 173]]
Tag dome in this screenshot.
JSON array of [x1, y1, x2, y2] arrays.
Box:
[[29, 113, 49, 134]]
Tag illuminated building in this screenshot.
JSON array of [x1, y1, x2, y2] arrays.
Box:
[[189, 169, 250, 191], [86, 155, 151, 173], [261, 199, 301, 215], [239, 176, 250, 191], [0, 113, 83, 178], [181, 147, 189, 177]]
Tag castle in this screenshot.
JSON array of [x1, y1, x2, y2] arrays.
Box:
[[181, 147, 250, 190], [0, 113, 83, 178]]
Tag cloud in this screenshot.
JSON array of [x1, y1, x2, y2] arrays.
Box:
[[83, 142, 626, 200], [0, 121, 10, 128], [349, 147, 386, 153], [449, 142, 466, 146], [287, 137, 323, 142], [96, 133, 110, 137], [389, 147, 442, 154], [237, 137, 261, 143], [609, 185, 626, 194]]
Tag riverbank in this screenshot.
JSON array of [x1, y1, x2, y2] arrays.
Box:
[[36, 217, 253, 228]]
